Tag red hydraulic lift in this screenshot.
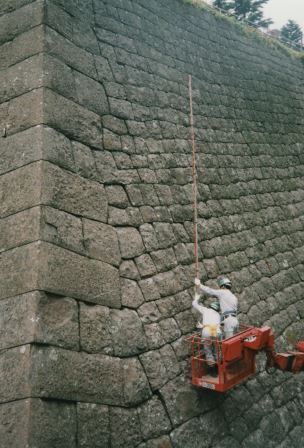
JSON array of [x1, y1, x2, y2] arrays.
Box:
[[188, 326, 304, 392]]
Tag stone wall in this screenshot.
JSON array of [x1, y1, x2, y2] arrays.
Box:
[[0, 0, 303, 447]]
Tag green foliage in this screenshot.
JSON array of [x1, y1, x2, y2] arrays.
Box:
[[212, 0, 273, 28], [281, 20, 303, 47]]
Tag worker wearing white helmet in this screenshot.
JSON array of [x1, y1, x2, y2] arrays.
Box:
[[195, 276, 238, 339], [192, 294, 222, 368]]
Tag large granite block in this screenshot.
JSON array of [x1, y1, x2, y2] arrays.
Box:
[[0, 207, 40, 252], [77, 402, 110, 448], [0, 53, 44, 103], [0, 25, 44, 71], [0, 241, 120, 307], [0, 345, 31, 403], [41, 161, 108, 222], [0, 0, 44, 45], [0, 162, 42, 218], [0, 243, 40, 299], [0, 290, 79, 351], [43, 88, 103, 149], [0, 399, 76, 448], [0, 126, 74, 176], [37, 242, 121, 307], [41, 206, 84, 255], [30, 346, 151, 406], [83, 218, 121, 266], [0, 88, 43, 136], [45, 26, 98, 79]]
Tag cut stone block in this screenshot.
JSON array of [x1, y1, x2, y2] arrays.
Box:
[[110, 308, 148, 357], [0, 292, 37, 350], [0, 126, 75, 176], [0, 345, 31, 403], [0, 25, 44, 71], [0, 162, 42, 218], [0, 53, 44, 103], [0, 241, 120, 307], [0, 398, 76, 448], [77, 402, 110, 448], [34, 293, 79, 350], [117, 227, 145, 259], [41, 161, 108, 222], [0, 207, 40, 253], [80, 303, 113, 355], [0, 243, 40, 300], [30, 346, 151, 406], [0, 0, 44, 45], [0, 88, 43, 136], [45, 26, 98, 79], [83, 219, 121, 266], [41, 206, 84, 255], [43, 88, 103, 149], [0, 289, 79, 351], [37, 242, 121, 307]]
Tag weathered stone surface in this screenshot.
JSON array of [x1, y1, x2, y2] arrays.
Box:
[[1, 0, 304, 447], [41, 161, 108, 222], [83, 219, 121, 266], [139, 345, 179, 392], [138, 396, 172, 439], [160, 375, 222, 427], [0, 243, 40, 299], [140, 436, 173, 448], [31, 346, 151, 406], [0, 88, 43, 136], [0, 162, 42, 218], [0, 25, 44, 71], [37, 242, 121, 308], [74, 70, 109, 115], [0, 345, 31, 403], [0, 0, 44, 45], [120, 259, 140, 280], [0, 238, 119, 306], [0, 292, 36, 350], [122, 357, 152, 406], [117, 227, 145, 259], [110, 308, 148, 356], [0, 53, 44, 103], [34, 293, 79, 350], [0, 207, 40, 252], [45, 26, 98, 79], [77, 403, 110, 448], [0, 398, 76, 448], [43, 89, 103, 149], [121, 278, 145, 308], [110, 407, 143, 448], [0, 290, 79, 350], [80, 303, 112, 354]]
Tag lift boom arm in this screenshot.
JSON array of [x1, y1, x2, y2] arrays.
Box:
[[243, 327, 304, 374]]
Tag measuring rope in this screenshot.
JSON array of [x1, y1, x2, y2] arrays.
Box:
[[188, 75, 199, 280]]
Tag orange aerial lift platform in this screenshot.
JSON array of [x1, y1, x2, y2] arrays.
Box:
[[188, 325, 304, 392]]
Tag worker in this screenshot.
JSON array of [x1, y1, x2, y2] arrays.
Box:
[[192, 293, 222, 371], [195, 276, 238, 338]]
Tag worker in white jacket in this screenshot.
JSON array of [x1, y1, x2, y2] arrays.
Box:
[[192, 293, 222, 366], [195, 276, 238, 339]]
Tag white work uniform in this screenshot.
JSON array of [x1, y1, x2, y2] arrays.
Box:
[[192, 295, 221, 364], [198, 285, 238, 338]]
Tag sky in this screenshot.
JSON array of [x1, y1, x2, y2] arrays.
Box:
[[263, 0, 304, 31]]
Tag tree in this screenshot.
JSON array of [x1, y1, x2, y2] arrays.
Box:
[[212, 0, 273, 28], [280, 20, 303, 47]]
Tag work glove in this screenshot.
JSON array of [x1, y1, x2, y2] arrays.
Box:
[[194, 278, 201, 287]]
